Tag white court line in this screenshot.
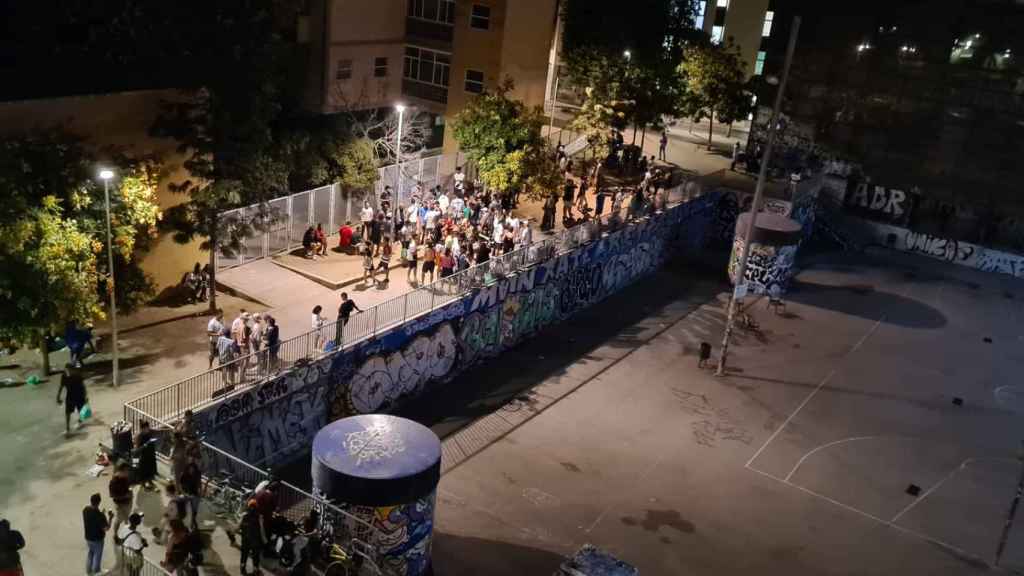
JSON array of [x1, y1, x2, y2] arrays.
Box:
[[745, 464, 993, 567], [744, 369, 836, 469], [890, 457, 1021, 524], [849, 316, 884, 354], [784, 436, 884, 482]]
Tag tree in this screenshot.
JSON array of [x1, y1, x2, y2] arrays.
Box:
[[568, 86, 630, 181], [451, 78, 558, 200], [0, 128, 162, 375], [677, 41, 750, 147], [151, 0, 302, 312], [335, 138, 379, 196], [347, 107, 433, 166]]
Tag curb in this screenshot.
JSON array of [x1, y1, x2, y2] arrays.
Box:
[[270, 256, 407, 291]]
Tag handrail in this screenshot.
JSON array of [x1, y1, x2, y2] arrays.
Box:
[[125, 171, 721, 425]]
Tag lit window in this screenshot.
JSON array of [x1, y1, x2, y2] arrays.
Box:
[[694, 0, 707, 29], [404, 46, 451, 87], [465, 69, 484, 93], [470, 4, 491, 30], [716, 0, 728, 7], [711, 26, 724, 44], [755, 51, 766, 75], [374, 57, 388, 78], [762, 11, 774, 37], [408, 0, 455, 25], [336, 59, 352, 80]]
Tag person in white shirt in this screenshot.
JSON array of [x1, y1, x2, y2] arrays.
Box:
[[450, 195, 464, 216], [249, 313, 264, 355], [425, 207, 439, 232], [492, 218, 504, 247], [360, 201, 374, 239], [207, 312, 224, 369], [438, 192, 450, 215], [311, 305, 325, 352], [453, 167, 465, 193], [117, 513, 148, 576], [519, 220, 532, 248]]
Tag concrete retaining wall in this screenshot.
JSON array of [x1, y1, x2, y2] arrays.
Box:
[[861, 221, 1024, 280], [193, 192, 736, 468]]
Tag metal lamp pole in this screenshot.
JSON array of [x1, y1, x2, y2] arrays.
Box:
[[716, 16, 801, 377], [395, 104, 405, 222], [99, 169, 120, 387]]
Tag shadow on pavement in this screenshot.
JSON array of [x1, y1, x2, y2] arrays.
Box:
[[431, 532, 566, 576], [787, 280, 947, 329]]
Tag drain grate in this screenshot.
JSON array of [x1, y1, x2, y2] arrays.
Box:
[[906, 484, 921, 496]]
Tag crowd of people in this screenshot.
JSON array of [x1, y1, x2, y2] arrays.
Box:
[[207, 309, 281, 385]]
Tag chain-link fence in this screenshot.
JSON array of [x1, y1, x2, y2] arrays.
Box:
[[217, 154, 460, 270]]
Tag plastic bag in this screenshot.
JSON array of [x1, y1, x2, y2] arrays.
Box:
[[79, 403, 93, 420]]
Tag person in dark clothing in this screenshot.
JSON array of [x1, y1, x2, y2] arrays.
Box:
[[595, 188, 607, 217], [180, 460, 203, 531], [0, 519, 25, 576], [83, 493, 112, 576], [239, 501, 265, 575], [56, 363, 87, 436], [335, 292, 362, 344], [109, 463, 134, 537], [134, 421, 158, 490], [264, 316, 280, 371], [476, 242, 490, 264], [562, 178, 576, 220]]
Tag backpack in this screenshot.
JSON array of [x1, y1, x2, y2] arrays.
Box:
[[122, 529, 147, 570]]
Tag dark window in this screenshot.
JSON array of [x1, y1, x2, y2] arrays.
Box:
[[470, 5, 491, 30], [375, 57, 389, 77], [336, 59, 352, 80], [404, 46, 451, 87], [408, 0, 455, 24], [465, 69, 484, 93]]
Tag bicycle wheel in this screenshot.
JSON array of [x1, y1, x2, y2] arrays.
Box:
[[324, 560, 350, 576]]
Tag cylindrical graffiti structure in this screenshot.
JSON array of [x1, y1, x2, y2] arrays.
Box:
[[727, 211, 803, 294], [312, 415, 441, 576]]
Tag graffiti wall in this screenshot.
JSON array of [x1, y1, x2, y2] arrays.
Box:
[[196, 192, 733, 467], [727, 236, 798, 294], [863, 221, 1024, 279]]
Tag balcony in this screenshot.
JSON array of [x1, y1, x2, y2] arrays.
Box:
[[406, 17, 454, 48], [402, 78, 448, 106]]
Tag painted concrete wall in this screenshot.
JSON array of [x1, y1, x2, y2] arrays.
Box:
[[0, 90, 203, 290], [195, 191, 735, 467], [862, 221, 1024, 280]]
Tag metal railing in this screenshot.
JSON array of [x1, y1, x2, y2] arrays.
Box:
[[126, 171, 725, 425], [112, 548, 175, 576], [121, 406, 387, 574]]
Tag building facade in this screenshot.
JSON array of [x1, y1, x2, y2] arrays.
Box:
[[694, 0, 774, 77], [307, 0, 560, 152]]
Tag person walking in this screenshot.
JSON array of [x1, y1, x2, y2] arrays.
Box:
[[0, 519, 26, 576], [108, 462, 134, 538], [180, 459, 203, 531], [731, 141, 741, 171], [659, 130, 668, 160], [56, 363, 88, 436], [206, 311, 224, 369], [311, 306, 326, 352], [116, 513, 148, 576], [360, 201, 374, 239], [161, 519, 190, 575], [134, 421, 158, 491], [338, 292, 361, 329], [83, 493, 113, 576]]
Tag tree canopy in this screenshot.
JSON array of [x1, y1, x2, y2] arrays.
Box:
[[677, 41, 753, 146], [0, 128, 162, 369], [451, 79, 560, 200]]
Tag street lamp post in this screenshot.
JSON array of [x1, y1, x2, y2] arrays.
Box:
[[716, 16, 801, 377], [99, 169, 119, 387], [395, 104, 405, 222]]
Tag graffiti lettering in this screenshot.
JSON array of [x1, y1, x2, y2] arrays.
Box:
[[904, 231, 974, 262]]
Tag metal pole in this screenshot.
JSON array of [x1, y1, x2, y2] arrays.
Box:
[[103, 178, 120, 387], [716, 16, 801, 377], [395, 107, 404, 223], [549, 77, 560, 143]]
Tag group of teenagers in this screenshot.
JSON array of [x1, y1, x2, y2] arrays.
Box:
[[208, 308, 282, 384]]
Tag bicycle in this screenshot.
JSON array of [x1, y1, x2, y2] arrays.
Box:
[[323, 542, 356, 576]]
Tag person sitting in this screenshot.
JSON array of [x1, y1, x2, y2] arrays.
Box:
[[338, 221, 355, 253], [301, 226, 319, 259], [314, 223, 328, 257]]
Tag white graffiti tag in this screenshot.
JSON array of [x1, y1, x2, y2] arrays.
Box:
[[344, 423, 406, 465], [347, 323, 459, 413]]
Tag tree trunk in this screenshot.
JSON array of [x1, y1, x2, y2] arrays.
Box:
[[36, 330, 50, 378], [708, 111, 715, 148], [640, 126, 647, 151], [208, 214, 218, 313], [727, 122, 733, 138], [632, 125, 637, 145]]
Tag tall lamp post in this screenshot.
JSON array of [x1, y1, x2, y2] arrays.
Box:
[[99, 168, 120, 387], [395, 104, 405, 222]]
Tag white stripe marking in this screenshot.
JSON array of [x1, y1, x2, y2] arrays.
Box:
[[784, 436, 883, 482], [745, 369, 836, 469]]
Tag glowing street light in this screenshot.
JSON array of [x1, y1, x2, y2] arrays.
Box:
[[623, 50, 632, 61]]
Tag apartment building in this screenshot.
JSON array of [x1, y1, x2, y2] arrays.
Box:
[[306, 0, 559, 152], [694, 0, 774, 77]]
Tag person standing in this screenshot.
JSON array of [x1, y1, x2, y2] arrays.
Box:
[[0, 519, 26, 576], [56, 363, 87, 436], [116, 513, 147, 576], [238, 501, 264, 576], [263, 316, 280, 371], [108, 462, 134, 538], [311, 306, 326, 352], [83, 493, 112, 576], [135, 421, 158, 491], [377, 238, 393, 284], [731, 140, 741, 171], [338, 293, 361, 328], [453, 166, 466, 194], [360, 201, 374, 239], [180, 459, 203, 531], [217, 327, 238, 385], [421, 242, 436, 284], [406, 237, 419, 283], [562, 177, 576, 221], [206, 311, 224, 369], [659, 130, 668, 160], [362, 242, 376, 285], [595, 188, 607, 217]]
